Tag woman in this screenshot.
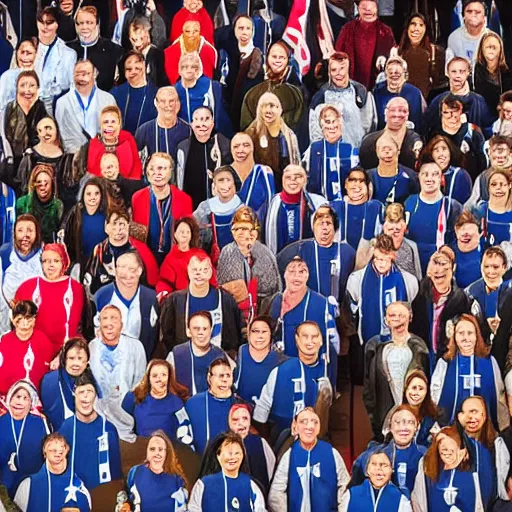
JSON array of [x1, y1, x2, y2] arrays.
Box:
[[0, 38, 38, 112], [127, 430, 189, 512], [1, 70, 47, 167], [422, 135, 472, 205], [16, 164, 63, 243], [472, 169, 512, 247], [493, 91, 512, 136], [0, 380, 49, 498], [411, 425, 483, 511], [60, 177, 108, 272], [431, 314, 508, 431], [15, 243, 84, 354], [86, 105, 142, 180], [396, 13, 446, 100], [14, 432, 91, 511], [188, 431, 266, 511], [269, 407, 350, 511], [404, 160, 462, 274], [122, 359, 193, 446], [245, 92, 300, 192], [474, 31, 512, 119]]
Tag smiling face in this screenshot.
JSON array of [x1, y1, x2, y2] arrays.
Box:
[[116, 253, 142, 291], [345, 170, 369, 204], [9, 388, 31, 420], [454, 319, 477, 356], [295, 323, 322, 361], [35, 171, 52, 202], [231, 133, 253, 163], [147, 436, 167, 472], [482, 253, 507, 287], [284, 260, 309, 293], [17, 75, 38, 104], [390, 409, 417, 447], [16, 41, 36, 69], [76, 10, 97, 42], [408, 16, 426, 45], [383, 219, 406, 249], [295, 409, 321, 446], [367, 453, 392, 489], [65, 347, 88, 377], [217, 441, 243, 476], [427, 254, 453, 291], [313, 210, 335, 247], [432, 140, 451, 171], [267, 44, 288, 74], [101, 112, 121, 141], [229, 408, 251, 438], [386, 63, 405, 88], [174, 221, 192, 249], [208, 363, 233, 397], [438, 434, 461, 468], [213, 170, 236, 201], [329, 58, 349, 87], [42, 249, 63, 280], [15, 219, 37, 255], [447, 60, 470, 92], [490, 143, 511, 167], [44, 439, 68, 469], [248, 320, 272, 352], [99, 307, 123, 345], [37, 15, 58, 44], [37, 117, 58, 145], [455, 222, 480, 253], [459, 397, 486, 436], [386, 302, 410, 337], [385, 100, 409, 130], [147, 156, 172, 188], [105, 213, 129, 246], [320, 110, 342, 143], [184, 0, 203, 12], [100, 153, 120, 181], [405, 376, 428, 407], [282, 168, 306, 194], [188, 315, 212, 351], [124, 55, 145, 86], [489, 172, 511, 202], [419, 163, 442, 195], [358, 0, 378, 22], [191, 108, 214, 141], [261, 98, 282, 126], [13, 314, 36, 341], [75, 384, 96, 419], [149, 364, 169, 397], [188, 256, 213, 287], [83, 183, 101, 212], [234, 17, 253, 46], [128, 26, 150, 52]]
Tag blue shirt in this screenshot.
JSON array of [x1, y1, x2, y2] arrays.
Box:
[[81, 211, 106, 258]]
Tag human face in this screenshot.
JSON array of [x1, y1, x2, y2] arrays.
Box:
[[156, 90, 179, 119], [295, 409, 321, 447], [345, 171, 369, 204], [14, 220, 36, 254], [501, 102, 512, 121], [295, 324, 322, 360], [373, 248, 394, 275], [99, 307, 123, 345], [454, 319, 477, 356], [248, 320, 272, 352], [174, 222, 192, 248], [42, 249, 63, 280], [232, 221, 256, 250], [405, 377, 428, 407], [44, 440, 68, 469], [149, 364, 169, 397], [267, 44, 288, 74], [386, 63, 405, 88], [432, 140, 451, 171], [124, 55, 145, 86], [214, 171, 235, 201], [229, 408, 251, 438], [13, 314, 36, 341], [419, 164, 442, 194], [284, 261, 309, 292], [74, 62, 95, 91], [459, 397, 486, 435], [428, 254, 453, 290], [65, 347, 88, 376], [10, 389, 31, 420], [184, 0, 203, 12], [455, 222, 480, 253], [35, 171, 52, 202], [489, 172, 511, 201], [482, 254, 507, 286], [217, 441, 243, 476], [367, 453, 392, 489], [438, 435, 461, 469], [408, 16, 426, 46], [235, 17, 253, 45], [17, 76, 38, 103], [188, 315, 212, 351], [329, 58, 349, 87], [75, 11, 97, 42], [16, 41, 36, 69], [128, 27, 150, 52], [75, 384, 96, 419], [231, 134, 253, 163], [282, 169, 306, 194], [377, 140, 399, 164], [37, 118, 58, 145], [490, 143, 511, 167], [191, 109, 214, 141], [447, 61, 470, 92], [116, 254, 142, 290], [37, 15, 58, 44], [188, 257, 213, 287], [390, 410, 417, 447], [464, 2, 486, 30], [320, 111, 342, 143], [100, 154, 120, 180], [386, 303, 410, 337], [83, 184, 101, 211], [385, 101, 409, 130], [482, 35, 501, 64], [105, 213, 129, 245], [147, 157, 172, 188], [183, 21, 200, 45], [261, 99, 282, 126], [179, 59, 200, 82], [359, 0, 378, 22], [383, 220, 406, 249], [313, 211, 335, 247], [208, 364, 233, 397], [59, 0, 74, 15], [441, 104, 463, 131], [147, 436, 166, 472], [101, 112, 121, 140]]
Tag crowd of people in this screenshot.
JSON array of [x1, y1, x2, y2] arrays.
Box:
[[0, 0, 512, 510]]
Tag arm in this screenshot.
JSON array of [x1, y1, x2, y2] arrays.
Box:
[[13, 478, 30, 512], [430, 359, 447, 405], [251, 480, 268, 512], [262, 438, 277, 481], [267, 450, 290, 512], [253, 367, 278, 424], [333, 448, 350, 508], [160, 296, 178, 354], [187, 479, 204, 512]]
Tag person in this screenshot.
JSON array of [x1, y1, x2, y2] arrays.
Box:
[[411, 424, 483, 511], [430, 313, 508, 431], [88, 304, 147, 401], [160, 254, 242, 354], [66, 6, 124, 92], [15, 243, 84, 354], [14, 432, 91, 511], [404, 160, 463, 274], [86, 105, 142, 180], [366, 134, 418, 205], [131, 152, 193, 264], [396, 13, 446, 100], [304, 104, 359, 202], [335, 0, 396, 90], [167, 311, 230, 396], [185, 358, 238, 454], [135, 86, 191, 165], [359, 97, 423, 171], [0, 380, 49, 498], [309, 52, 377, 149], [170, 0, 214, 45], [59, 372, 122, 490], [55, 59, 116, 154], [84, 208, 159, 295], [245, 92, 300, 193], [0, 300, 53, 396], [492, 92, 512, 136], [228, 404, 276, 494], [126, 430, 189, 511], [176, 106, 232, 210], [373, 56, 425, 133], [268, 407, 350, 511], [340, 450, 413, 511], [164, 19, 217, 85], [188, 431, 266, 511], [253, 321, 333, 436], [364, 302, 429, 440]]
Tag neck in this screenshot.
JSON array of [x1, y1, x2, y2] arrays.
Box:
[[487, 59, 499, 72], [189, 282, 210, 297], [177, 241, 190, 252], [378, 161, 398, 176], [148, 463, 164, 474], [116, 281, 138, 300], [232, 159, 255, 182], [267, 120, 281, 137], [442, 122, 461, 135], [150, 388, 167, 399], [102, 336, 120, 348], [18, 97, 34, 114], [386, 124, 406, 136], [182, 77, 197, 88], [76, 410, 98, 424], [196, 133, 210, 144], [332, 77, 349, 89], [395, 441, 412, 450], [387, 80, 404, 94], [151, 183, 170, 199], [284, 287, 307, 303], [47, 461, 66, 475], [466, 23, 485, 37], [485, 278, 502, 290], [299, 439, 318, 451], [490, 195, 509, 211], [191, 342, 210, 357], [84, 204, 97, 215], [129, 78, 147, 88], [392, 332, 410, 345], [110, 237, 128, 247], [223, 468, 239, 479], [420, 189, 442, 202], [16, 330, 33, 342], [157, 114, 177, 129], [76, 84, 94, 97], [434, 282, 451, 295], [211, 389, 231, 399], [40, 35, 56, 46], [299, 352, 318, 366], [248, 344, 270, 362]]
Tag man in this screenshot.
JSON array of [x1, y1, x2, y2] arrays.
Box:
[[67, 6, 124, 92], [55, 59, 116, 153], [160, 254, 242, 355], [131, 152, 193, 263], [93, 251, 159, 359], [453, 210, 483, 289], [34, 7, 77, 115], [59, 372, 122, 490], [265, 165, 326, 254], [167, 310, 232, 396], [359, 97, 423, 170], [253, 321, 333, 437], [135, 87, 191, 165], [84, 208, 159, 295], [185, 358, 238, 453]]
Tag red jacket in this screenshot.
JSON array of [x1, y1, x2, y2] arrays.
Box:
[[87, 130, 143, 179], [129, 236, 160, 287], [170, 8, 214, 44]]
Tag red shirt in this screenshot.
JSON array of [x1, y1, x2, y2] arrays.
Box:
[[170, 8, 214, 44]]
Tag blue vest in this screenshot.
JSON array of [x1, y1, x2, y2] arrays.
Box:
[[244, 434, 270, 491], [466, 278, 512, 319], [368, 166, 419, 205], [200, 472, 258, 512], [427, 468, 477, 511], [348, 480, 404, 512], [453, 245, 482, 289], [40, 369, 76, 431], [237, 165, 275, 224], [444, 166, 472, 205]]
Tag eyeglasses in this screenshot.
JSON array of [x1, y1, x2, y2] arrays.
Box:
[[392, 418, 416, 426]]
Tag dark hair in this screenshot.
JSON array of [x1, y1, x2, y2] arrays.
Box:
[[295, 320, 322, 338], [198, 432, 250, 478], [398, 12, 433, 53], [37, 6, 59, 23], [15, 38, 38, 66], [17, 69, 39, 88], [14, 214, 42, 253], [483, 246, 508, 266], [422, 135, 462, 169], [106, 207, 130, 224], [208, 358, 231, 376], [59, 337, 90, 369], [458, 396, 497, 450], [455, 210, 479, 230], [12, 300, 38, 318], [74, 369, 97, 393], [462, 0, 487, 15], [117, 249, 144, 271], [173, 216, 200, 248], [374, 233, 396, 253], [248, 315, 274, 333], [440, 94, 464, 112], [188, 310, 213, 328], [80, 176, 108, 214], [489, 135, 512, 150], [402, 369, 438, 421], [312, 205, 340, 233]]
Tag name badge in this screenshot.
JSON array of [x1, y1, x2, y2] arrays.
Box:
[[443, 487, 458, 506]]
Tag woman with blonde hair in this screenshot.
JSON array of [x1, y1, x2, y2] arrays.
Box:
[[245, 92, 300, 192]]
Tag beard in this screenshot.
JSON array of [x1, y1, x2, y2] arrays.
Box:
[[183, 35, 200, 53]]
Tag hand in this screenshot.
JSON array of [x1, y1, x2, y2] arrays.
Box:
[[221, 280, 249, 303], [487, 316, 501, 334], [49, 355, 60, 371]]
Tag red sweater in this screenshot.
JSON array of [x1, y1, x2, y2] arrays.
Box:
[[87, 130, 142, 179], [170, 8, 214, 44]]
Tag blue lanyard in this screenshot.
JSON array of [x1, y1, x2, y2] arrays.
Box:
[[74, 86, 97, 125], [42, 38, 58, 70]]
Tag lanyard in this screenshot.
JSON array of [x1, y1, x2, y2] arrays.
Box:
[[124, 85, 147, 132], [74, 86, 97, 127], [322, 139, 341, 200], [42, 38, 58, 70], [314, 242, 322, 292], [189, 342, 197, 396], [46, 463, 52, 512], [155, 194, 171, 252], [8, 416, 27, 471], [154, 121, 169, 155], [371, 483, 386, 511], [58, 377, 75, 420]]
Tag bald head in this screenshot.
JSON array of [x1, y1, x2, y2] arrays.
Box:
[[385, 97, 409, 130]]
